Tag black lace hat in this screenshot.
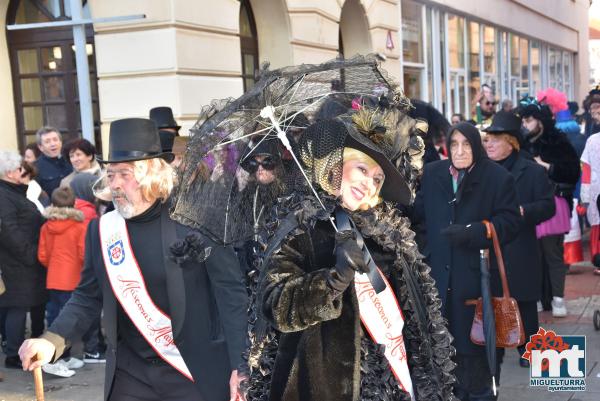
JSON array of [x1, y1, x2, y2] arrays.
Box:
[[299, 116, 413, 205]]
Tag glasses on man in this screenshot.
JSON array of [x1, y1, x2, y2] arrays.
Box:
[[244, 157, 277, 173]]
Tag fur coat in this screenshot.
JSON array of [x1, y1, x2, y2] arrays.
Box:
[[244, 193, 457, 401]]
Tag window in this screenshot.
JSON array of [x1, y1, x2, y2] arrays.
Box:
[[531, 42, 541, 95], [7, 0, 100, 150], [402, 0, 423, 63], [447, 15, 465, 69], [401, 0, 426, 100], [483, 25, 497, 91], [564, 52, 573, 99], [239, 0, 258, 92], [446, 14, 467, 117], [519, 37, 529, 98], [468, 22, 480, 115]]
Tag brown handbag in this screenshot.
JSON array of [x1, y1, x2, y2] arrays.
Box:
[[465, 220, 526, 348]]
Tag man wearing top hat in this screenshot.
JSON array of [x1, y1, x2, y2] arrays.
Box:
[[150, 106, 181, 152], [19, 118, 247, 401], [482, 110, 555, 368]]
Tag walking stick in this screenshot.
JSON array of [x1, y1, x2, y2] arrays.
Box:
[[32, 354, 45, 401]]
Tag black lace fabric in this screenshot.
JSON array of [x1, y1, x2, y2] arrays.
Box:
[[243, 193, 458, 401], [171, 55, 424, 244]]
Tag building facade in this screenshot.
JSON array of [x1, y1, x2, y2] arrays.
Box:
[[0, 0, 590, 153]]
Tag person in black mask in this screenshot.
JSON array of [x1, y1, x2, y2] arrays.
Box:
[[518, 95, 580, 317], [482, 111, 555, 368], [236, 135, 287, 274], [150, 106, 181, 152], [414, 122, 521, 401]]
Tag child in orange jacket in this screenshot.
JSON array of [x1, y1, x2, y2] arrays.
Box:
[[38, 186, 87, 377]]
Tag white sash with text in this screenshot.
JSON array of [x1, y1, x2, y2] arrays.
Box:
[[99, 211, 193, 380], [355, 270, 414, 400]]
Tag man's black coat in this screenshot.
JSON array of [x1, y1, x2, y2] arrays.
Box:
[[491, 153, 555, 302], [45, 204, 247, 401], [414, 158, 521, 354], [34, 154, 72, 198]]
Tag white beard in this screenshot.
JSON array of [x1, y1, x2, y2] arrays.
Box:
[[113, 200, 135, 219]]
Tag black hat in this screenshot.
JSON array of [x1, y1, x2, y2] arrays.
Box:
[[97, 118, 175, 164], [241, 136, 281, 172], [482, 110, 522, 136], [344, 123, 411, 205], [300, 119, 411, 206], [149, 106, 181, 130], [517, 96, 553, 125]]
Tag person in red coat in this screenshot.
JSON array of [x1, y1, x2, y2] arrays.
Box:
[[38, 186, 89, 377]]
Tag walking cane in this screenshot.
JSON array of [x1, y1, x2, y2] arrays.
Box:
[[32, 354, 45, 401]]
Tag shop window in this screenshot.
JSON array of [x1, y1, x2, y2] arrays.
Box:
[[401, 0, 423, 63], [447, 14, 465, 69], [519, 37, 529, 97], [467, 22, 480, 115], [403, 67, 422, 99], [401, 0, 426, 100], [531, 42, 541, 94], [564, 52, 573, 99]]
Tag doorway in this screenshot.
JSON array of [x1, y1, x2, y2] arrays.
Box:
[[6, 0, 100, 150]]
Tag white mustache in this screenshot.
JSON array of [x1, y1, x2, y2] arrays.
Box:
[[111, 190, 129, 201]]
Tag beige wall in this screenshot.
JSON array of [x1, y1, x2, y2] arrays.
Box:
[[89, 0, 246, 155], [0, 0, 18, 151]]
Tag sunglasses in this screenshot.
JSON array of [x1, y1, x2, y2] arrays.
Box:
[[484, 100, 497, 106], [245, 157, 277, 173]]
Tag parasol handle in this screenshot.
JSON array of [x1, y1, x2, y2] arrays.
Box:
[[260, 105, 338, 231], [32, 354, 45, 401]]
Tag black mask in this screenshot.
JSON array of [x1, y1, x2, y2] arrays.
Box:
[[244, 156, 277, 173]]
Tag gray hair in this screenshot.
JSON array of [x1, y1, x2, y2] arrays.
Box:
[[36, 126, 62, 145], [0, 150, 23, 177]]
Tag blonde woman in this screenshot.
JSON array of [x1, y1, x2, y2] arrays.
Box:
[[248, 110, 457, 401]]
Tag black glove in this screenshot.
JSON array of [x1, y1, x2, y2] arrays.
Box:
[[327, 230, 368, 293], [440, 224, 472, 246]]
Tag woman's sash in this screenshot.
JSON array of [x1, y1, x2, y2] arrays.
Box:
[[354, 270, 414, 400], [99, 210, 193, 380], [335, 208, 414, 399]]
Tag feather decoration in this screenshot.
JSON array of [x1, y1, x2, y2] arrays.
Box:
[[351, 107, 395, 146]]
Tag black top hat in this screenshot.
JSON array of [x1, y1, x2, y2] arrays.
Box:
[[97, 118, 175, 164], [482, 110, 522, 136], [149, 106, 181, 130]]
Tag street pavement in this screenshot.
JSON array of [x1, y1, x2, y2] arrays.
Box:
[[1, 264, 599, 400], [498, 261, 600, 401]]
